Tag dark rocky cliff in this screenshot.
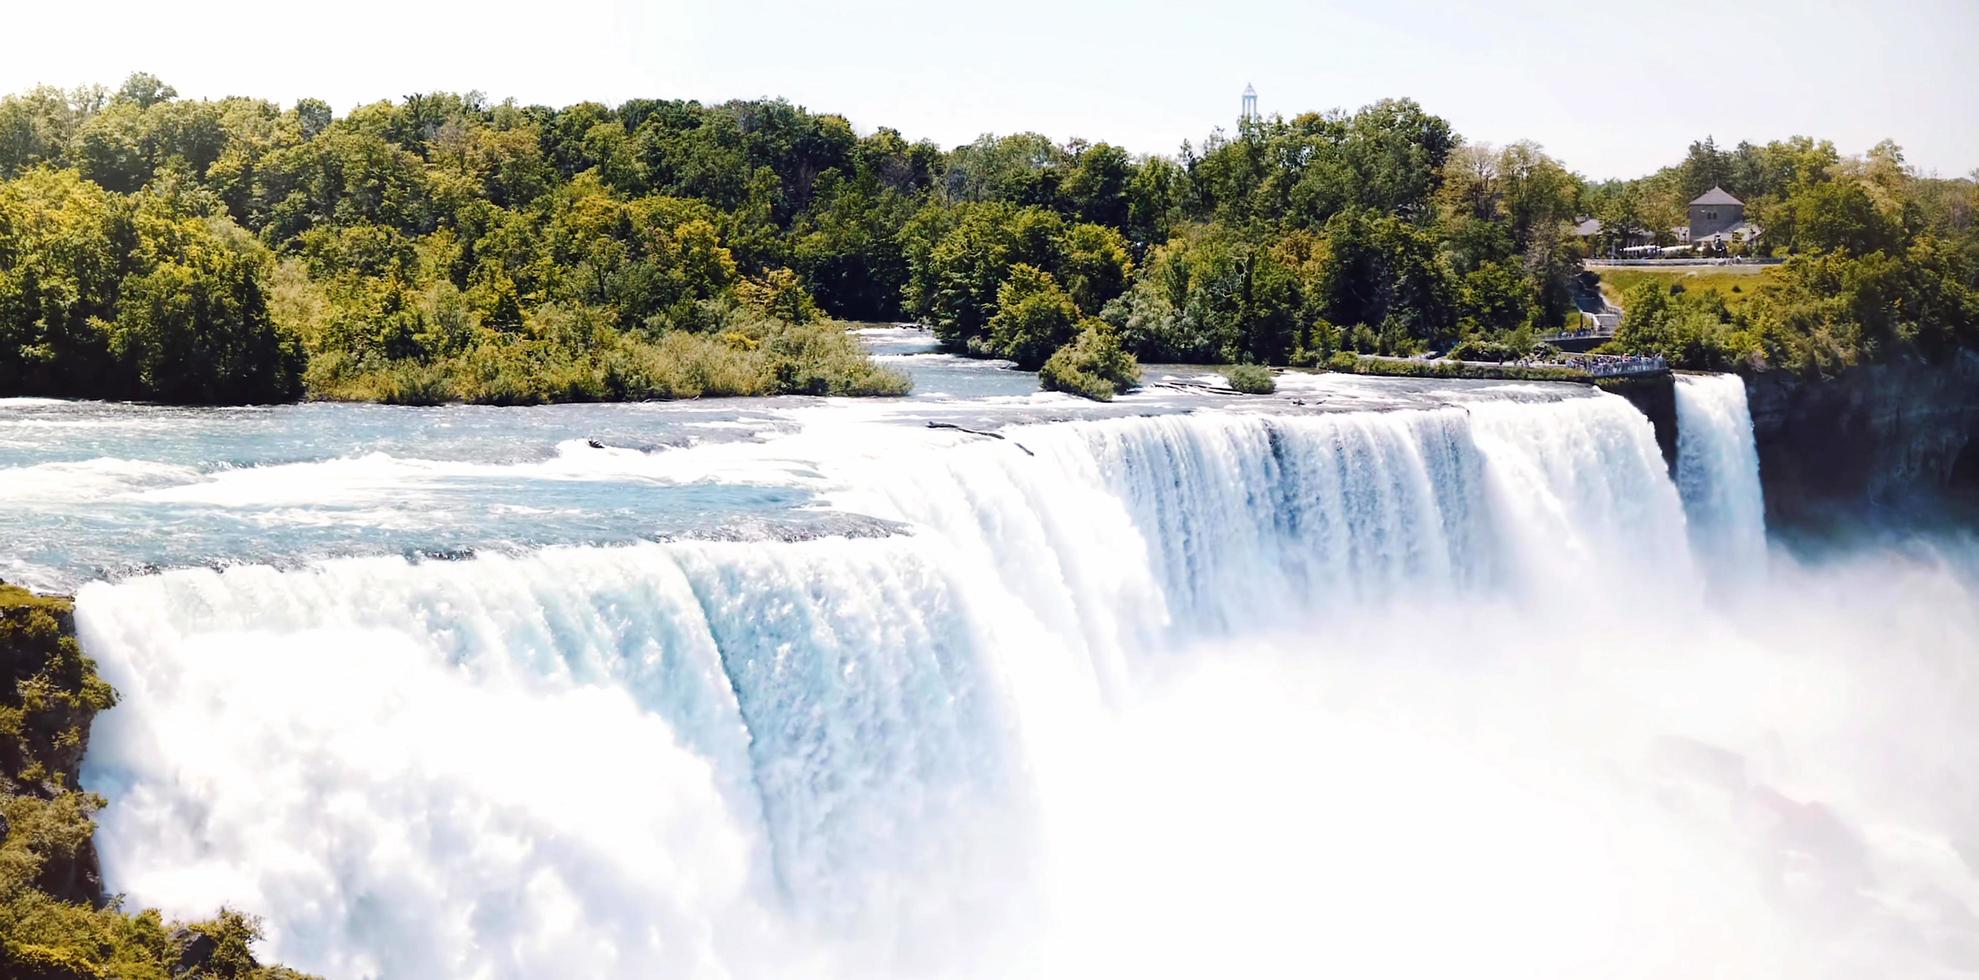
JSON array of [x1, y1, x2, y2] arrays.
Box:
[[1743, 351, 1979, 527], [1599, 375, 1677, 473]]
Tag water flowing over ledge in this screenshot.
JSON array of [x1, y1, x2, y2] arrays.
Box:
[[1675, 373, 1768, 574], [67, 388, 1979, 979]]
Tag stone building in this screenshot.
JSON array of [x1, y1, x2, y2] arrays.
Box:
[[1682, 186, 1762, 246]]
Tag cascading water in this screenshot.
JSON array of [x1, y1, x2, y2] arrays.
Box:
[[67, 387, 1979, 979], [1674, 373, 1769, 574]]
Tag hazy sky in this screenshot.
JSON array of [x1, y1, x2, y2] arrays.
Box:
[[4, 0, 1974, 180]]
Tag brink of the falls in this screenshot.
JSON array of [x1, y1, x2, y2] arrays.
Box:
[[65, 386, 1979, 980]]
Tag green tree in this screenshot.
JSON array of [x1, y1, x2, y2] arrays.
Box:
[[1056, 222, 1133, 314], [0, 169, 127, 395], [986, 263, 1079, 367], [114, 71, 177, 109], [903, 201, 1062, 348], [1789, 179, 1902, 255], [109, 213, 305, 403], [1062, 142, 1133, 227]]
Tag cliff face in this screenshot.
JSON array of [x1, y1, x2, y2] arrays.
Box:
[[1598, 375, 1678, 473], [1744, 351, 1979, 526]]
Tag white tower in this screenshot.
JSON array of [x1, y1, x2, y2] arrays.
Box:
[[1241, 83, 1259, 123]]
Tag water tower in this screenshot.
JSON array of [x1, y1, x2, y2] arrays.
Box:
[[1241, 83, 1259, 122]]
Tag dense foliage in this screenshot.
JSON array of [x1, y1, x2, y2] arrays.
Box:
[[0, 78, 906, 404], [903, 106, 1587, 369], [1325, 354, 1590, 382], [1, 75, 1973, 401], [0, 583, 309, 979], [1591, 139, 1978, 373]]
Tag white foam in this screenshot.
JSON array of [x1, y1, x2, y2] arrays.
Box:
[[1675, 373, 1769, 576], [71, 394, 1979, 979], [0, 457, 205, 503]]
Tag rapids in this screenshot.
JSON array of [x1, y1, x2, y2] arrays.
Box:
[[3, 341, 1974, 978]]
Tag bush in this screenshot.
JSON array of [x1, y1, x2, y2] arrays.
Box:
[[1224, 363, 1276, 394], [1040, 320, 1141, 401], [1446, 337, 1531, 362]]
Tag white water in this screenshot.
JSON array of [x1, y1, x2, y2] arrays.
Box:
[[1675, 373, 1770, 574], [72, 388, 1979, 978]]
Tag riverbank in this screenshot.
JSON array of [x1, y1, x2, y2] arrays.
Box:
[[304, 318, 913, 407]]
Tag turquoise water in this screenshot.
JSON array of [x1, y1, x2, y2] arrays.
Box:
[[0, 329, 1012, 588], [0, 398, 831, 589], [0, 327, 1563, 590], [25, 327, 1977, 979]]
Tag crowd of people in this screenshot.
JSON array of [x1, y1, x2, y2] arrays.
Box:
[[1475, 351, 1669, 377], [1564, 353, 1669, 376]]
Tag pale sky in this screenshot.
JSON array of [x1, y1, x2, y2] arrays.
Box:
[[4, 0, 1974, 180]]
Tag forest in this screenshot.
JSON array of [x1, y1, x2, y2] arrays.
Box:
[[0, 73, 1974, 404]]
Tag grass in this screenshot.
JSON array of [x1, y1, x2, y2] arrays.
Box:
[[1593, 266, 1779, 314]]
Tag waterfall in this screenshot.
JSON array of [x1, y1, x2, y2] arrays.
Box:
[[1674, 373, 1768, 573], [73, 391, 1859, 980], [77, 540, 1033, 978]]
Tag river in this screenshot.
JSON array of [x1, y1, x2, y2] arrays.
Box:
[[3, 328, 1975, 978]]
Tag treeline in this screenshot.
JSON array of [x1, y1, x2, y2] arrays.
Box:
[[0, 75, 909, 404], [1592, 138, 1978, 373], [897, 103, 1594, 370], [1, 74, 1975, 403]]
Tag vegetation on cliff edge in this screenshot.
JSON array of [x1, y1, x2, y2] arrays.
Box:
[[0, 583, 311, 980]]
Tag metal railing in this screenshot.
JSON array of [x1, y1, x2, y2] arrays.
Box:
[[1585, 257, 1783, 267], [1466, 353, 1668, 378], [1571, 354, 1667, 377]]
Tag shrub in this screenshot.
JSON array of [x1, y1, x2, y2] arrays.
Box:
[[1040, 320, 1140, 401], [1224, 363, 1276, 394], [1446, 337, 1529, 362], [759, 319, 913, 396], [308, 316, 910, 404]]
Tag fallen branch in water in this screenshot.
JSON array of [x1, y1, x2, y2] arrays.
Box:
[[1152, 379, 1253, 396], [926, 420, 1033, 456], [925, 421, 1004, 439]]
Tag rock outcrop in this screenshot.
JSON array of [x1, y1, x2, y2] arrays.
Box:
[[1743, 350, 1979, 526], [1599, 375, 1678, 473]]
